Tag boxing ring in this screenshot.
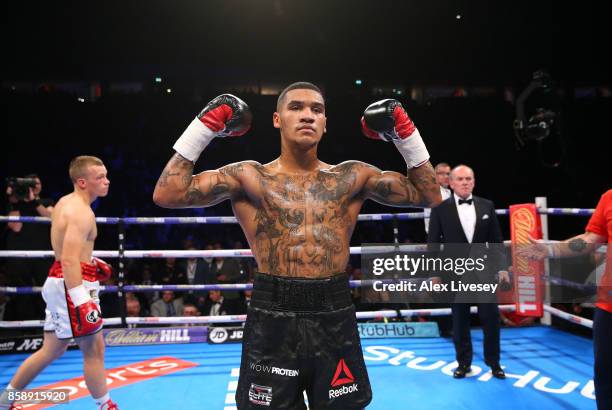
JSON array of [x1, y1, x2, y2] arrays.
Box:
[[0, 202, 599, 409]]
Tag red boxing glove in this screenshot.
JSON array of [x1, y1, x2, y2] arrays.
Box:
[[197, 94, 252, 137], [173, 94, 252, 162], [68, 285, 103, 337], [73, 300, 103, 337], [361, 99, 416, 142], [361, 99, 430, 169], [93, 257, 113, 282]]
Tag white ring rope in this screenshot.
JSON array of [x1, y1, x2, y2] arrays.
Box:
[[543, 304, 594, 329], [1, 242, 606, 259], [0, 305, 518, 328], [0, 207, 595, 225], [0, 245, 429, 259]]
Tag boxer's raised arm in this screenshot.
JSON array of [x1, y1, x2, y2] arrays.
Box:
[[360, 99, 441, 207], [361, 162, 439, 208], [153, 94, 252, 209], [154, 155, 244, 208]]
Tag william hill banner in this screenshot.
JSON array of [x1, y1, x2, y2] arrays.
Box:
[[103, 326, 207, 346], [510, 204, 544, 317]]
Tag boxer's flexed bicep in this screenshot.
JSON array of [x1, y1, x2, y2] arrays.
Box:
[[363, 167, 420, 207], [154, 154, 244, 208], [363, 162, 440, 208]]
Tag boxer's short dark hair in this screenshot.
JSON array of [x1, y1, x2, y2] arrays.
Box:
[[277, 82, 324, 110]]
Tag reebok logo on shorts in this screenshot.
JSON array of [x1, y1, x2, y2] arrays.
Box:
[[329, 359, 358, 399], [331, 359, 355, 387], [249, 383, 273, 406]]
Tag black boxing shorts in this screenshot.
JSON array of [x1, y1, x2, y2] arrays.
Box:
[[236, 272, 372, 410]]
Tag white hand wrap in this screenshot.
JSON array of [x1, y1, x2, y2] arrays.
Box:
[[392, 128, 430, 169], [68, 284, 91, 307], [172, 117, 217, 162]]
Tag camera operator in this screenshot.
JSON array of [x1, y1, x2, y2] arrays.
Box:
[[6, 174, 53, 225], [3, 174, 54, 319]]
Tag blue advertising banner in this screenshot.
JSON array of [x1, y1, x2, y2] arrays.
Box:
[[358, 322, 439, 338]]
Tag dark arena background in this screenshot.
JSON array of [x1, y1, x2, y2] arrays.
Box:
[[0, 1, 610, 409]]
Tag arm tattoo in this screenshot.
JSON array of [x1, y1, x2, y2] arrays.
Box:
[[219, 163, 244, 178], [156, 153, 194, 188], [568, 238, 588, 253], [373, 181, 402, 199], [368, 172, 419, 206], [156, 154, 243, 207], [408, 162, 440, 207], [184, 176, 231, 206]]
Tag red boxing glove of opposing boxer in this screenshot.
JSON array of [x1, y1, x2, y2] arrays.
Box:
[[68, 285, 103, 337], [92, 257, 113, 282], [100, 399, 119, 410]]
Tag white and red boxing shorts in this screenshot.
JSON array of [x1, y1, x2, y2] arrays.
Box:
[[42, 261, 102, 339]]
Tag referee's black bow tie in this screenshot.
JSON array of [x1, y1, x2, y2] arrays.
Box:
[[458, 198, 473, 205]]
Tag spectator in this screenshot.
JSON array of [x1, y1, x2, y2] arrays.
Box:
[[126, 293, 142, 317], [211, 242, 244, 313], [150, 291, 184, 317], [234, 240, 255, 281], [138, 263, 158, 309], [183, 303, 200, 317], [434, 163, 452, 199], [424, 163, 452, 234], [178, 245, 211, 307], [157, 257, 187, 285], [235, 279, 254, 315], [181, 303, 200, 327], [201, 290, 228, 317], [4, 174, 55, 319]]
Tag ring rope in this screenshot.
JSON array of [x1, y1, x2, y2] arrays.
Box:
[[0, 245, 427, 259], [543, 304, 594, 328], [2, 242, 606, 259], [0, 273, 599, 295], [0, 305, 518, 328], [0, 207, 595, 225]]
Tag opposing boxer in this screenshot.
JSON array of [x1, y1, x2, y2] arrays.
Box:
[[0, 156, 117, 410], [153, 83, 442, 409]]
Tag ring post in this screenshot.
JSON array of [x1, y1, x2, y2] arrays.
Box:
[[536, 196, 551, 325], [117, 219, 127, 327]]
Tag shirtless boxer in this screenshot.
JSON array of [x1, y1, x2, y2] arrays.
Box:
[[0, 156, 117, 410], [153, 82, 442, 409]]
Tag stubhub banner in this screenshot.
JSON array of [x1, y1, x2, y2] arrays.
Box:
[[358, 322, 439, 339]]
